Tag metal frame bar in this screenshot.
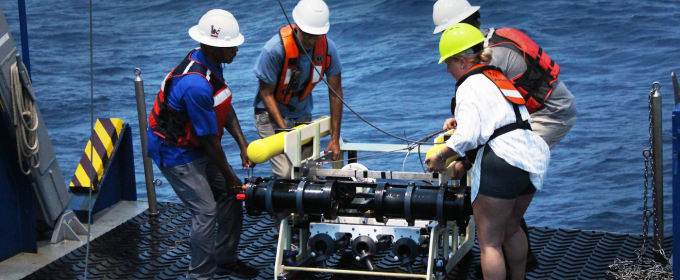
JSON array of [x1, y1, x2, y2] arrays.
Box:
[[282, 266, 428, 278], [446, 219, 476, 271], [284, 117, 331, 180]]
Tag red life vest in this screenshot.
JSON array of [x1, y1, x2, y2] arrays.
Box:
[[148, 49, 232, 149], [485, 27, 560, 113], [455, 65, 531, 163], [274, 24, 331, 104]]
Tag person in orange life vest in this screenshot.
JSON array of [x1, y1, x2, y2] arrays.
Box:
[[433, 0, 577, 149], [425, 24, 550, 280], [252, 0, 343, 179], [146, 10, 258, 280], [432, 0, 578, 275]]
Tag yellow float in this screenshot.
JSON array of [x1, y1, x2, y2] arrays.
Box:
[[247, 116, 330, 164], [425, 129, 458, 167]]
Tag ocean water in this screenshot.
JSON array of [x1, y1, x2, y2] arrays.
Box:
[[1, 0, 679, 235]]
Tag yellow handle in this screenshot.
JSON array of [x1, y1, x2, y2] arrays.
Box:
[[425, 129, 457, 167], [247, 116, 330, 164]]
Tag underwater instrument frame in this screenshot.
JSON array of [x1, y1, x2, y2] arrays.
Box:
[[240, 117, 472, 279]]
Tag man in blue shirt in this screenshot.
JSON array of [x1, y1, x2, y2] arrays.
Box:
[[253, 0, 344, 178], [147, 10, 258, 280]]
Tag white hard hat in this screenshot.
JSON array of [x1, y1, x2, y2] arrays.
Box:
[[432, 0, 480, 34], [292, 0, 330, 35], [188, 9, 244, 47]]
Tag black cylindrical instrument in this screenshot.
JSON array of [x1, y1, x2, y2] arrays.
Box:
[[243, 177, 470, 224]]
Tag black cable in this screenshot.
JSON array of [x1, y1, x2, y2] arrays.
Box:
[[275, 0, 445, 145], [415, 130, 444, 172], [418, 143, 426, 172], [84, 0, 94, 277]]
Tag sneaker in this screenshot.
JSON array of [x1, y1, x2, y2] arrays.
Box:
[[215, 260, 259, 279]]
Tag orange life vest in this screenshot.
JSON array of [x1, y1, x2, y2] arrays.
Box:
[[454, 65, 531, 163], [275, 24, 331, 104], [485, 27, 560, 113], [148, 49, 232, 149]]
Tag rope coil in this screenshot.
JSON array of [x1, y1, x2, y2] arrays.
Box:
[[11, 62, 40, 175]]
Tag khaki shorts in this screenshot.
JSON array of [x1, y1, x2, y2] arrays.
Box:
[[531, 118, 575, 150], [254, 110, 312, 179]]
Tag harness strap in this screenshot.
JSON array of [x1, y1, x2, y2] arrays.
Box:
[[524, 64, 553, 103], [153, 49, 225, 146], [514, 47, 543, 88], [489, 104, 531, 142], [152, 96, 189, 145], [463, 79, 531, 163], [464, 107, 531, 164]]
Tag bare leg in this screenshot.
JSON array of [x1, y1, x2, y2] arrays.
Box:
[[473, 194, 515, 280], [503, 193, 534, 280]]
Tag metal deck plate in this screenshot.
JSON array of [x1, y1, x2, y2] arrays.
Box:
[[23, 202, 673, 280]]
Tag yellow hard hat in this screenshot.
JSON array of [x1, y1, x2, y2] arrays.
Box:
[[438, 23, 485, 64]]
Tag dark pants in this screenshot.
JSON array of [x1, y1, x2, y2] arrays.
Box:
[[159, 155, 243, 280]]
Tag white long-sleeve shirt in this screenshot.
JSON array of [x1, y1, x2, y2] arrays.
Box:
[[445, 73, 551, 202]]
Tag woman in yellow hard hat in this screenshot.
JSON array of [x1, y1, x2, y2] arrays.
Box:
[[424, 23, 550, 280]]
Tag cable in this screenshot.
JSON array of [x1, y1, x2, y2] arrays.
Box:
[[275, 0, 445, 145], [402, 149, 412, 172], [418, 143, 426, 172], [84, 0, 94, 277], [402, 131, 411, 172]]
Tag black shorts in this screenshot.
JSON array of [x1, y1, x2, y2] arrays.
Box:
[[478, 146, 536, 200]]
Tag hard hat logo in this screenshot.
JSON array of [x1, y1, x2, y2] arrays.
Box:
[[189, 9, 244, 47], [210, 25, 221, 38]]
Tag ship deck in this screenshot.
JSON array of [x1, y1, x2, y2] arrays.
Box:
[[11, 202, 674, 280]]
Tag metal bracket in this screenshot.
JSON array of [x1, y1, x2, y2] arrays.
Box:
[[50, 209, 88, 243], [404, 183, 415, 226], [295, 180, 307, 215]]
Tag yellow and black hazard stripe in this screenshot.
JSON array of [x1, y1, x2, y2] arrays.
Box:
[[69, 118, 124, 192]]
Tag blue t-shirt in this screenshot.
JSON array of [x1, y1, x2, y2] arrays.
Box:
[[147, 49, 223, 167], [252, 33, 342, 118]]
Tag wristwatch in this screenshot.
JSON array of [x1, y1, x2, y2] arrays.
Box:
[[437, 151, 446, 163]]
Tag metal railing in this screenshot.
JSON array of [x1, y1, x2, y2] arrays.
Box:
[[133, 68, 158, 216], [650, 83, 664, 258]]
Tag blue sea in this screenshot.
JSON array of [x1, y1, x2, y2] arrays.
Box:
[[1, 0, 679, 235]]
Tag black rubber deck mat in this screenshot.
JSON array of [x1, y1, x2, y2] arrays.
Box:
[[24, 202, 673, 280]]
